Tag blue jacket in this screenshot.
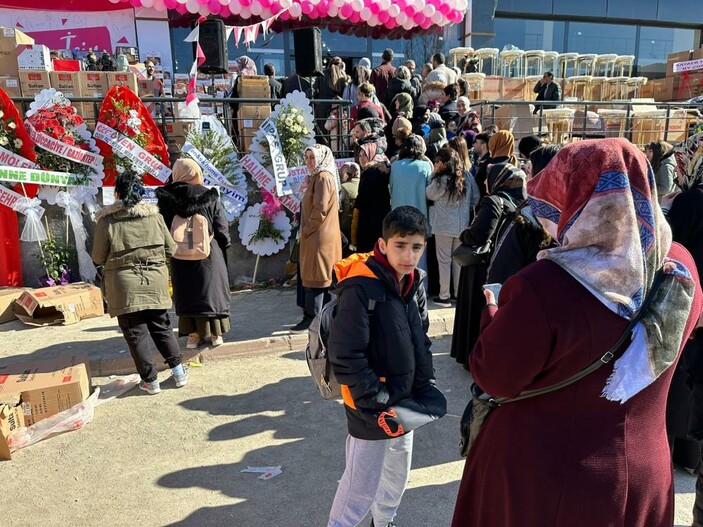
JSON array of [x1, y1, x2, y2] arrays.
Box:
[[389, 158, 432, 219]]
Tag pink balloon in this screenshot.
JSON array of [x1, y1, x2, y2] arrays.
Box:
[[196, 0, 207, 5], [129, 0, 140, 6], [350, 11, 361, 22], [421, 18, 432, 29], [396, 0, 406, 8], [386, 18, 397, 28], [453, 10, 463, 22], [260, 0, 271, 6], [175, 2, 187, 12], [405, 5, 416, 16], [279, 10, 290, 19], [438, 3, 449, 14], [318, 0, 329, 12], [413, 11, 425, 24], [309, 9, 319, 18], [302, 1, 313, 13], [378, 11, 389, 22], [370, 2, 381, 14], [340, 4, 353, 17], [239, 0, 251, 5]]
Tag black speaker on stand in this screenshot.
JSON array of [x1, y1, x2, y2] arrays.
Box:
[[198, 19, 228, 75], [293, 27, 323, 76]]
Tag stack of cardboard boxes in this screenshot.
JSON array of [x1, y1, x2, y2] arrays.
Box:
[[237, 76, 272, 151], [646, 47, 703, 102]]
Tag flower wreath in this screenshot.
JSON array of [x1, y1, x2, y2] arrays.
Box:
[[96, 85, 170, 187], [238, 192, 291, 257], [24, 89, 104, 204], [0, 87, 38, 194]]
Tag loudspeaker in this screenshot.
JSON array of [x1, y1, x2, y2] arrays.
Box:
[[198, 19, 228, 74], [293, 27, 323, 76]]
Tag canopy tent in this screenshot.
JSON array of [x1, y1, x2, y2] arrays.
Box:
[[0, 0, 131, 10]]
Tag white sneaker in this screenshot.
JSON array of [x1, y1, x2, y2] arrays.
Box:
[[210, 335, 224, 347], [139, 379, 161, 395], [173, 368, 189, 388], [186, 333, 200, 349]]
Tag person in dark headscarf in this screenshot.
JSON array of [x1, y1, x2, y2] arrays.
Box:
[[351, 141, 391, 253], [451, 161, 526, 368], [473, 130, 518, 199], [661, 133, 703, 516]]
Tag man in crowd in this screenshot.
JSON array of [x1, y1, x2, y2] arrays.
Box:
[[264, 63, 282, 100], [405, 59, 423, 102], [439, 83, 459, 125], [370, 48, 396, 107], [282, 70, 318, 99], [533, 71, 561, 113], [425, 53, 457, 85]]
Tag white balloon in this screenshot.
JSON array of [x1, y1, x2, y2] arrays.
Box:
[[176, 0, 187, 4], [367, 15, 379, 26], [218, 0, 228, 5], [423, 4, 435, 16], [186, 0, 199, 13], [456, 0, 468, 9], [198, 5, 209, 15], [140, 0, 154, 7], [396, 11, 407, 25], [403, 19, 414, 30], [279, 0, 292, 6], [388, 4, 399, 16], [228, 1, 241, 14], [328, 3, 339, 16], [250, 2, 263, 15], [379, 0, 390, 9], [360, 7, 371, 20], [432, 10, 443, 23], [351, 0, 363, 12], [289, 2, 302, 17], [309, 0, 321, 5], [153, 0, 167, 10], [414, 0, 425, 10], [240, 5, 251, 17], [333, 0, 346, 7]]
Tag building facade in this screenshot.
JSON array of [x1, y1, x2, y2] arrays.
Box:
[[468, 0, 703, 78]]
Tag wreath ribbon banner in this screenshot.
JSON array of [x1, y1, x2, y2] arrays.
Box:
[[25, 122, 103, 171], [0, 166, 89, 187], [259, 118, 292, 197], [182, 142, 248, 205], [0, 184, 46, 216], [241, 153, 300, 214], [93, 122, 171, 183], [0, 145, 39, 170]]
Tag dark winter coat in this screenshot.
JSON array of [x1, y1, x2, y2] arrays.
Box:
[[452, 244, 702, 527], [354, 163, 391, 253], [155, 183, 231, 317], [328, 251, 444, 440], [92, 202, 176, 317], [386, 77, 416, 107], [369, 62, 396, 107]]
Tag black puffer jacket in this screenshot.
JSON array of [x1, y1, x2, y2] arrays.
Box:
[[155, 183, 231, 317], [328, 249, 445, 440]]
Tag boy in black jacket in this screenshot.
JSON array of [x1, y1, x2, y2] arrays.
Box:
[[327, 206, 446, 527]]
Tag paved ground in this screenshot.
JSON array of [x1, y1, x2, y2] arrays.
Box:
[[0, 338, 697, 527], [0, 287, 455, 375]]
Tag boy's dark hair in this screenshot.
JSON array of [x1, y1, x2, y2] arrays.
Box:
[[444, 83, 459, 100], [518, 135, 541, 159], [475, 132, 491, 144], [432, 52, 446, 65], [263, 63, 275, 76], [382, 48, 394, 63], [382, 206, 428, 240]]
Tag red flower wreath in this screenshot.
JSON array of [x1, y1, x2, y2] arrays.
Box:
[[0, 87, 38, 197], [96, 85, 170, 186]]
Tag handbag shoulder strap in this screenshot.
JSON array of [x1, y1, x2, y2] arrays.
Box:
[[492, 269, 666, 406]]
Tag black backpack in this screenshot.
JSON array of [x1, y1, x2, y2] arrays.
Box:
[[305, 296, 376, 400]]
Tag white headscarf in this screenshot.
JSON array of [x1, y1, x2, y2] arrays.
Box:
[[307, 144, 340, 200]]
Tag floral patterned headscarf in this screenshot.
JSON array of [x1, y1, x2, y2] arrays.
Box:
[[673, 132, 703, 190], [306, 144, 340, 197]]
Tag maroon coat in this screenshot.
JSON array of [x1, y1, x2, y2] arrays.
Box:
[[452, 243, 702, 527], [369, 62, 396, 106]]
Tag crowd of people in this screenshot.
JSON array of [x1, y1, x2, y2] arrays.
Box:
[[89, 49, 703, 527]]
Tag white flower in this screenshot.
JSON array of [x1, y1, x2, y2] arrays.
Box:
[[284, 117, 293, 127], [289, 107, 298, 115], [296, 115, 303, 124], [129, 109, 139, 118], [0, 136, 7, 146], [0, 110, 3, 118], [302, 127, 309, 135], [292, 125, 301, 134], [7, 121, 16, 129], [13, 138, 22, 149], [116, 164, 125, 174]]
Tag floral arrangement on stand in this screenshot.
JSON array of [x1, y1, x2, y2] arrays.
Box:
[[238, 192, 291, 258], [24, 89, 104, 204], [184, 115, 248, 222], [95, 85, 170, 187]]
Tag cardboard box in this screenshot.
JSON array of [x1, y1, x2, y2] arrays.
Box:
[[13, 283, 104, 326], [173, 74, 189, 97], [238, 104, 271, 129], [50, 71, 80, 98], [17, 44, 51, 71], [78, 71, 109, 121], [651, 77, 677, 101], [501, 78, 526, 101], [0, 287, 29, 324], [0, 76, 21, 98], [0, 26, 34, 80], [675, 72, 703, 100], [482, 76, 502, 101], [105, 71, 138, 93], [667, 50, 693, 77], [163, 121, 194, 152], [238, 75, 270, 98], [19, 70, 51, 98], [0, 355, 91, 459]]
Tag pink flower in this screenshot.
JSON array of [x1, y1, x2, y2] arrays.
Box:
[[261, 190, 282, 221]]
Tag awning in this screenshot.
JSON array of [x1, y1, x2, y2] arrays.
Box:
[[0, 0, 132, 10]]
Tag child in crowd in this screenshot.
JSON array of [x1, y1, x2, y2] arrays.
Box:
[[447, 120, 458, 139], [327, 206, 446, 527]]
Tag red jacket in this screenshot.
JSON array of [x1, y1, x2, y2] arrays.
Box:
[[452, 243, 702, 527]]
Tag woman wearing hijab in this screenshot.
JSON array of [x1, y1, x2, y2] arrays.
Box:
[[156, 159, 231, 348], [473, 129, 518, 197], [386, 66, 417, 105], [452, 138, 702, 527], [450, 161, 526, 368], [92, 173, 187, 395], [661, 133, 703, 513], [351, 141, 391, 253], [293, 144, 343, 332]]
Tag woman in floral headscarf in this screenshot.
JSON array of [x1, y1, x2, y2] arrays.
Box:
[[661, 132, 703, 522], [452, 138, 702, 527], [292, 144, 342, 332]]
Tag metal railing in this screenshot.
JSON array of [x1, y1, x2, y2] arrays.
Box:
[[472, 99, 703, 147], [11, 96, 355, 161]]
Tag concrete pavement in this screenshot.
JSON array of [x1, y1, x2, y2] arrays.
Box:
[[0, 287, 455, 376]]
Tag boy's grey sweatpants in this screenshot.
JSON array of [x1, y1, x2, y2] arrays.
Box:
[[328, 431, 414, 527]]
